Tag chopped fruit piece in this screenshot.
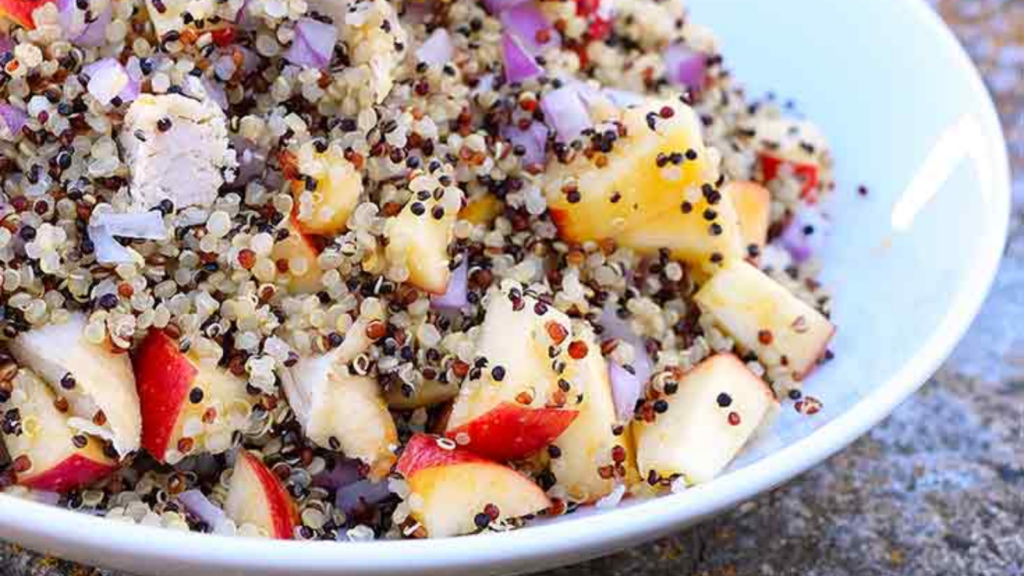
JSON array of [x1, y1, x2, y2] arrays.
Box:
[[133, 330, 256, 464], [0, 369, 118, 493], [694, 259, 835, 378], [545, 99, 744, 271], [550, 326, 638, 503], [615, 187, 744, 271], [724, 181, 770, 257], [634, 354, 777, 485], [293, 144, 363, 235], [270, 219, 324, 294], [754, 117, 827, 202], [446, 282, 579, 461], [224, 450, 299, 539], [384, 190, 458, 295], [144, 0, 239, 36], [0, 0, 50, 28], [9, 312, 140, 456], [121, 94, 235, 211], [385, 378, 459, 410], [459, 194, 503, 226], [282, 348, 398, 480], [397, 434, 551, 538]]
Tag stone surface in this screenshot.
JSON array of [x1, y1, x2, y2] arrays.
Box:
[[2, 1, 1022, 575]]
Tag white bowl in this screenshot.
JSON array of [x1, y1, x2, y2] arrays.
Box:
[[0, 0, 1011, 574]]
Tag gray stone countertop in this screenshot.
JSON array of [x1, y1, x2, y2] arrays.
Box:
[[2, 1, 1022, 575]]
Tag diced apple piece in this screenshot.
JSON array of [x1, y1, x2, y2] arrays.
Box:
[[384, 193, 457, 295], [0, 368, 118, 493], [294, 144, 363, 235], [615, 188, 744, 271], [446, 281, 579, 461], [0, 0, 50, 29], [282, 348, 398, 480], [397, 434, 551, 538], [133, 330, 257, 464], [385, 378, 459, 410], [459, 194, 503, 226], [634, 354, 777, 485], [224, 450, 299, 539], [270, 219, 324, 294], [725, 181, 770, 257], [9, 313, 140, 456], [754, 117, 828, 202], [694, 259, 835, 378], [550, 327, 638, 503]]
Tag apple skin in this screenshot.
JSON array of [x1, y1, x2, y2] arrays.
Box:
[[19, 451, 118, 493], [133, 330, 198, 462], [235, 451, 300, 540], [759, 154, 819, 202], [445, 402, 578, 462], [0, 0, 50, 29], [397, 433, 490, 478]]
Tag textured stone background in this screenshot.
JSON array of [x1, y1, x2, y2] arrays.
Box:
[[2, 1, 1022, 575]]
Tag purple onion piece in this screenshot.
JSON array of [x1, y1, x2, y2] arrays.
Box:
[[312, 457, 362, 490], [81, 58, 139, 105], [483, 0, 530, 15], [0, 104, 28, 140], [335, 479, 392, 516], [501, 120, 548, 167], [598, 302, 654, 385], [415, 28, 453, 67], [431, 260, 468, 310], [501, 32, 542, 84], [285, 17, 337, 69], [608, 361, 643, 423], [778, 206, 828, 263], [499, 2, 558, 55], [663, 43, 707, 94], [178, 489, 227, 529], [540, 84, 591, 142], [0, 35, 12, 57], [74, 2, 111, 47]]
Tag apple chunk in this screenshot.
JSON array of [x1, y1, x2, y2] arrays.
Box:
[[282, 348, 398, 480], [9, 312, 141, 456], [397, 434, 551, 538], [634, 354, 777, 485], [384, 191, 458, 295], [293, 144, 363, 235], [224, 450, 299, 539], [133, 330, 257, 464], [271, 219, 325, 294], [0, 368, 117, 493], [445, 281, 579, 461], [694, 259, 835, 378], [724, 181, 770, 257], [550, 327, 637, 503]]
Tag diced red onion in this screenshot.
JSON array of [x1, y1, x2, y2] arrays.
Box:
[[0, 35, 12, 56], [82, 58, 139, 105], [203, 78, 229, 110], [501, 32, 542, 84], [285, 18, 337, 69], [178, 489, 227, 529], [484, 0, 530, 15], [312, 457, 362, 490], [335, 479, 391, 516], [75, 2, 112, 47], [541, 84, 591, 142], [415, 28, 453, 67], [599, 302, 654, 387], [778, 206, 828, 263], [0, 104, 28, 141], [663, 43, 707, 94], [501, 120, 548, 167], [91, 211, 168, 240], [500, 2, 558, 55], [431, 260, 468, 310], [608, 361, 642, 423], [230, 135, 268, 185], [603, 88, 645, 109]]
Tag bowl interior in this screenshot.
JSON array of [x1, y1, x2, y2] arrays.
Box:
[[0, 1, 1010, 575]]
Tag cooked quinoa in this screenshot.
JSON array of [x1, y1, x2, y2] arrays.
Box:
[[0, 0, 835, 541]]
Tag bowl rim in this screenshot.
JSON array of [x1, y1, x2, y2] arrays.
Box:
[[0, 0, 1012, 574]]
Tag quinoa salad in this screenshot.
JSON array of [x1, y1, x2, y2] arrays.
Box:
[[0, 0, 836, 542]]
